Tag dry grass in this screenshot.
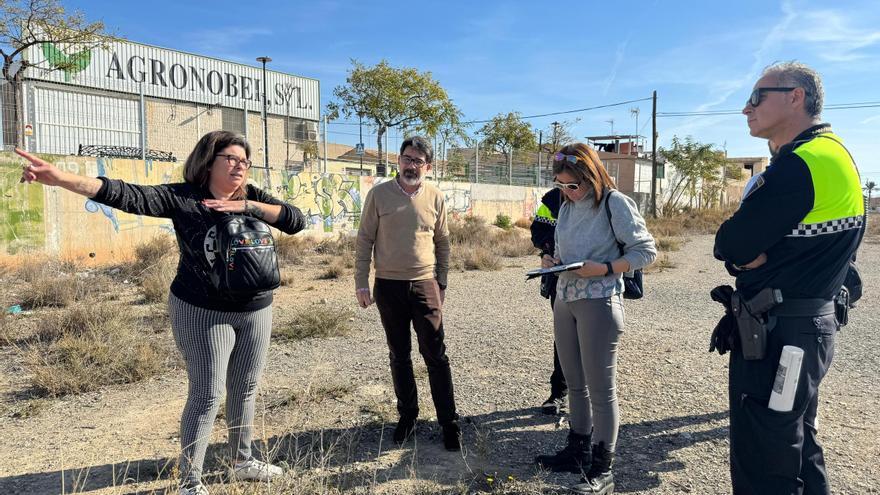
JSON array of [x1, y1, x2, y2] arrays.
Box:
[[32, 303, 128, 343], [123, 236, 180, 303], [280, 271, 297, 287], [19, 274, 97, 309], [647, 207, 736, 238], [493, 229, 538, 257], [269, 382, 356, 410], [274, 306, 355, 341], [27, 313, 168, 397], [514, 217, 532, 229], [316, 234, 357, 257], [277, 234, 318, 265], [131, 235, 176, 275], [864, 213, 880, 243], [645, 253, 678, 273], [141, 255, 177, 303], [318, 256, 350, 280], [655, 236, 683, 252], [449, 215, 489, 245], [452, 245, 502, 271], [449, 215, 533, 271]]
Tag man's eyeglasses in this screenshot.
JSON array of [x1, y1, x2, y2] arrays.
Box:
[[553, 181, 580, 191], [553, 153, 580, 165], [215, 154, 253, 169], [747, 87, 803, 108], [400, 155, 428, 167]]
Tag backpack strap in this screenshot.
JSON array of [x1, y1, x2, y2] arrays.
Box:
[[603, 189, 625, 257]]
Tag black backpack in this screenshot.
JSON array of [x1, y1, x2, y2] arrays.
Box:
[[210, 215, 281, 296]]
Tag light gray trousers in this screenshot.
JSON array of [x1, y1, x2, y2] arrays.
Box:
[[553, 294, 624, 451], [169, 293, 272, 487]]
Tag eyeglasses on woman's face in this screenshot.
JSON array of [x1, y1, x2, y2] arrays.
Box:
[[215, 154, 253, 169], [553, 181, 580, 191]]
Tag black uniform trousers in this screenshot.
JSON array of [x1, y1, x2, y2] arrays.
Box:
[[549, 291, 568, 398], [728, 311, 836, 495], [374, 277, 458, 426]]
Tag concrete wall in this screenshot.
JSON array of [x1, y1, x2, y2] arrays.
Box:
[[0, 152, 549, 261]]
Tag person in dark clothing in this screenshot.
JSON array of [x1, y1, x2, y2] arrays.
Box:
[[530, 187, 568, 414], [714, 62, 863, 495], [17, 131, 307, 495]]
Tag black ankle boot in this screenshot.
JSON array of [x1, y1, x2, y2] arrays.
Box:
[[393, 417, 416, 444], [535, 431, 592, 474], [572, 441, 615, 494]]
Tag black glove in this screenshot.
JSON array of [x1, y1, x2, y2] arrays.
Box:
[[709, 285, 736, 355], [709, 312, 737, 355]]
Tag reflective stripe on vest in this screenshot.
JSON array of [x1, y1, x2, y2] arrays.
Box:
[[788, 133, 864, 237], [535, 203, 556, 225]]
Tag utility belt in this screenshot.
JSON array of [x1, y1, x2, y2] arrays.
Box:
[[710, 286, 848, 360]]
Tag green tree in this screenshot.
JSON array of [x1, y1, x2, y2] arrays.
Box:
[[298, 140, 319, 170], [326, 59, 463, 175], [864, 180, 877, 210], [659, 136, 729, 212], [1, 0, 113, 146], [478, 112, 536, 184]]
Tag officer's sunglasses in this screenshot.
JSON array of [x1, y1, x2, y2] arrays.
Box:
[[747, 87, 803, 108]]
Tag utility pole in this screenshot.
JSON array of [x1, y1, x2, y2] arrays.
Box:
[[256, 56, 273, 191], [537, 130, 543, 186], [475, 139, 480, 183], [322, 115, 328, 174], [358, 114, 364, 174], [651, 90, 658, 217]]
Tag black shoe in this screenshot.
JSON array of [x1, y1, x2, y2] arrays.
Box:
[[540, 394, 567, 415], [441, 423, 461, 452], [393, 417, 416, 444], [535, 431, 591, 474], [571, 442, 615, 494]]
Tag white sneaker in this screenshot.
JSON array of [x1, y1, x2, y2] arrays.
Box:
[[229, 458, 284, 482], [179, 484, 209, 495]]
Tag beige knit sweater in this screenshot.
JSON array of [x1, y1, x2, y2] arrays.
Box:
[[355, 179, 450, 290]]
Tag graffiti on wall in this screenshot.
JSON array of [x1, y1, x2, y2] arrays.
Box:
[[283, 172, 362, 232], [440, 186, 473, 216], [0, 156, 45, 254], [56, 156, 178, 234]]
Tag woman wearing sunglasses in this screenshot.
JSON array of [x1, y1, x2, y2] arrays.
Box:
[[535, 143, 656, 494], [17, 131, 307, 495]]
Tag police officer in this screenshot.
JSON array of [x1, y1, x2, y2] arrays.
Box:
[[530, 187, 568, 414], [714, 62, 863, 494]]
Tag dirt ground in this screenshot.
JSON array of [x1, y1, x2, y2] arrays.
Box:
[[0, 234, 878, 494]]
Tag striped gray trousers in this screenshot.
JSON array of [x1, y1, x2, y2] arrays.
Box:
[[168, 293, 272, 486]]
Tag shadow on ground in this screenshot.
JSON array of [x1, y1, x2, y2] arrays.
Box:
[[0, 408, 728, 494]]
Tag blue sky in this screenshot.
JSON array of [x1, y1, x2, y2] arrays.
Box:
[[68, 0, 880, 182]]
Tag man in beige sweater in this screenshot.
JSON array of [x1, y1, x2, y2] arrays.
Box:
[[355, 136, 460, 451]]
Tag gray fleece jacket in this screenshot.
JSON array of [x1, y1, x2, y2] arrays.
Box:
[[555, 189, 657, 301]]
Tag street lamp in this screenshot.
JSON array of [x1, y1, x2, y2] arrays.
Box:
[[256, 56, 272, 190]]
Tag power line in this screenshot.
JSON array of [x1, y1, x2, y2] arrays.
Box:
[[462, 97, 655, 125], [659, 101, 880, 117], [326, 96, 655, 127]]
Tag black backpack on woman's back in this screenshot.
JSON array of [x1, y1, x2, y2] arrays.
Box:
[[210, 215, 281, 296]]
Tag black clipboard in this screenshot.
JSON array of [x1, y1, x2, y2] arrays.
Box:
[[526, 261, 585, 280]]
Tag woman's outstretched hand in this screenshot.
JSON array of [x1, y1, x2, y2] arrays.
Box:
[[16, 148, 64, 186]]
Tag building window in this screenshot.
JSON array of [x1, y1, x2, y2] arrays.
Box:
[[285, 117, 318, 141], [222, 108, 246, 136]]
